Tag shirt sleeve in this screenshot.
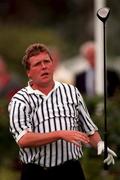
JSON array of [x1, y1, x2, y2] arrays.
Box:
[[76, 88, 98, 135], [8, 99, 32, 143]]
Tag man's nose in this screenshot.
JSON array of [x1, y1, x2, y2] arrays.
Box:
[[41, 62, 46, 68]]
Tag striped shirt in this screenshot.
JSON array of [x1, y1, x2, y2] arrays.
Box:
[[8, 81, 98, 167]]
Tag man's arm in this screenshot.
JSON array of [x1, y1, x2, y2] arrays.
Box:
[[18, 130, 90, 148]]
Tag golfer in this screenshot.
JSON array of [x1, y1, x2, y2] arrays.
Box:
[[8, 43, 117, 180]]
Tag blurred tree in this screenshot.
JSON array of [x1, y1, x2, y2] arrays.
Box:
[[0, 0, 94, 57], [0, 0, 120, 57], [107, 0, 120, 57]]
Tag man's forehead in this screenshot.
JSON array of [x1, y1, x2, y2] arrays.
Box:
[[30, 52, 50, 61]]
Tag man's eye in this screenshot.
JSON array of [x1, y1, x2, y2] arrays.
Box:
[[33, 62, 40, 67], [44, 61, 51, 65], [44, 60, 51, 63]]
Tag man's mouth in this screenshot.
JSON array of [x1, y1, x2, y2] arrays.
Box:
[[41, 72, 49, 77]]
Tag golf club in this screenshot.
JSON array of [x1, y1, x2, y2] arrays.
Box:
[[97, 7, 110, 170]]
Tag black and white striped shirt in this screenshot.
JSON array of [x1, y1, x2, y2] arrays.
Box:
[[8, 81, 98, 167]]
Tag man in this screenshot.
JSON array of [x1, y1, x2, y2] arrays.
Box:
[[8, 43, 117, 180], [75, 41, 120, 97]]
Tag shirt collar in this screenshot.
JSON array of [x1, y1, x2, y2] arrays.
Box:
[[26, 81, 61, 95]]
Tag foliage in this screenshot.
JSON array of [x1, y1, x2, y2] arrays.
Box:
[[0, 99, 18, 163], [0, 0, 120, 57], [0, 24, 66, 74], [82, 93, 120, 179], [0, 165, 20, 180]]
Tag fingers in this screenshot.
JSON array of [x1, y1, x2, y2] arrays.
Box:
[[72, 140, 81, 147], [97, 142, 117, 157], [107, 148, 117, 157], [104, 154, 115, 165], [74, 131, 90, 144], [63, 130, 90, 146], [103, 149, 117, 165], [97, 141, 117, 166]]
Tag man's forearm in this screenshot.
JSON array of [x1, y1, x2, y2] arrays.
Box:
[[18, 131, 61, 148], [18, 129, 90, 148]]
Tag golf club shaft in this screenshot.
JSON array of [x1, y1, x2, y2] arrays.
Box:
[[96, 7, 110, 170], [103, 22, 108, 170]]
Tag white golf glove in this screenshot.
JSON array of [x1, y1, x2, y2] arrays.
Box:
[[97, 141, 117, 165]]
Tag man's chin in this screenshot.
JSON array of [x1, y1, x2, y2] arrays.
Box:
[[39, 79, 52, 86]]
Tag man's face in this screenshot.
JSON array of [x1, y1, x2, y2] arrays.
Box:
[[27, 52, 54, 87]]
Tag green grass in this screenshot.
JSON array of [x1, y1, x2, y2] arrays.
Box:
[[0, 167, 20, 180]]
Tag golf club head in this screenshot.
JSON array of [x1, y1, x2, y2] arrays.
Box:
[[97, 7, 110, 23]]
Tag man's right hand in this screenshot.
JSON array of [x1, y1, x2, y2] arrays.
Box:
[[58, 130, 90, 147]]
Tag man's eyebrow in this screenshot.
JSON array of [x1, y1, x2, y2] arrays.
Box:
[[32, 61, 41, 66], [32, 59, 51, 66]]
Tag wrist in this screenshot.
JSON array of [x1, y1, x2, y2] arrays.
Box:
[[97, 140, 104, 147], [56, 130, 62, 139], [97, 140, 104, 145]]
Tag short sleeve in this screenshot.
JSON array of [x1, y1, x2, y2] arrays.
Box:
[[8, 99, 32, 142], [75, 87, 98, 135]]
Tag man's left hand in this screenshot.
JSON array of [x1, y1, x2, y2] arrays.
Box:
[[97, 141, 117, 165]]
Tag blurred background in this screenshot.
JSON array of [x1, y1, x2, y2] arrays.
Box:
[[0, 0, 120, 179]]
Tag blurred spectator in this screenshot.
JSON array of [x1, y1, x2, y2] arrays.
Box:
[[0, 55, 22, 101], [75, 41, 120, 97], [0, 55, 23, 171]]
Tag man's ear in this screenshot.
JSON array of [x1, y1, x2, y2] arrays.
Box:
[[27, 70, 31, 78]]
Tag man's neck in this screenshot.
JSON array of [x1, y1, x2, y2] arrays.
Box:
[[31, 81, 55, 95]]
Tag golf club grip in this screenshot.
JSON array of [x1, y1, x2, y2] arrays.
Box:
[[104, 150, 108, 170]]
